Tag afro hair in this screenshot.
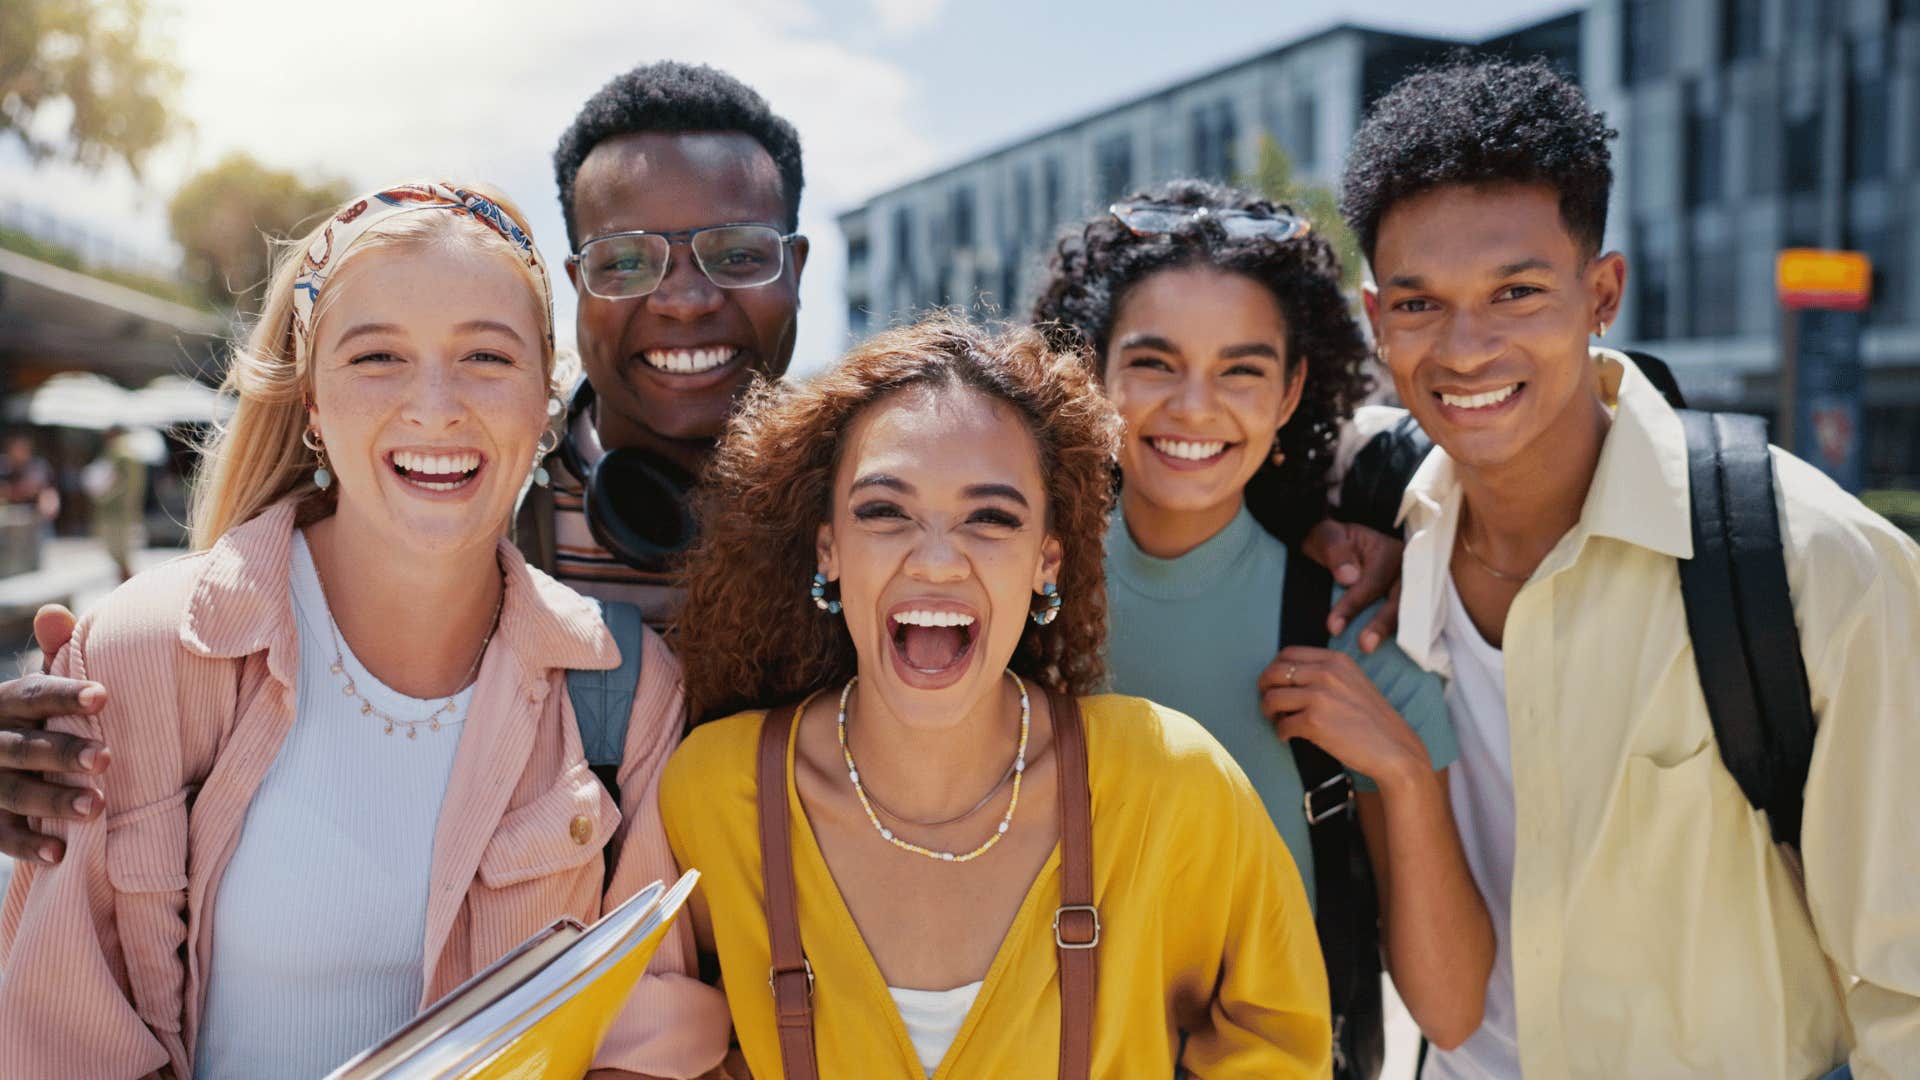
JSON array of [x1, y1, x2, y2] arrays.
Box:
[[1340, 56, 1617, 262], [553, 61, 805, 244]]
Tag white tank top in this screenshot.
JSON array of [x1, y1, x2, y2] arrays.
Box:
[[889, 980, 984, 1076]]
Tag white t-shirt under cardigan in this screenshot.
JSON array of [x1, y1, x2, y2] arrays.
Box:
[[195, 532, 471, 1079]]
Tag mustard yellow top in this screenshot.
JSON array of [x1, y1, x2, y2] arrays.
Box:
[[661, 693, 1332, 1079]]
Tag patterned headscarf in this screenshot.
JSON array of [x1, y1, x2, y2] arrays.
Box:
[[290, 182, 554, 360]]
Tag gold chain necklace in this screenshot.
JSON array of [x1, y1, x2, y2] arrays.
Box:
[[324, 583, 503, 738], [1458, 527, 1531, 582], [837, 672, 1028, 863]]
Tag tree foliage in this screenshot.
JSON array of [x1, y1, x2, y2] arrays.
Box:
[[1241, 134, 1363, 291], [168, 154, 350, 311], [0, 0, 181, 177]]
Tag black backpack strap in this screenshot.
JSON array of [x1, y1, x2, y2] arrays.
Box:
[[1336, 412, 1433, 539], [1676, 411, 1816, 848], [1280, 554, 1385, 1079], [567, 597, 646, 809]]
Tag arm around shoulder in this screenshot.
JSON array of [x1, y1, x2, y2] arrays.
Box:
[[593, 629, 731, 1078], [0, 616, 191, 1079]]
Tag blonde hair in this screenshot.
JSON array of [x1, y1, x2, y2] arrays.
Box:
[[189, 182, 564, 548]]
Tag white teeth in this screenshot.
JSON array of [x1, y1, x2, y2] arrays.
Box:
[[392, 450, 481, 476], [1150, 438, 1229, 461], [1439, 384, 1519, 409], [893, 609, 976, 628], [643, 347, 738, 374]]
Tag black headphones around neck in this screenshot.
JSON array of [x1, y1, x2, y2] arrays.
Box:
[[557, 379, 700, 568]]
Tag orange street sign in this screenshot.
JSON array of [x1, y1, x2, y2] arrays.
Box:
[[1777, 249, 1872, 311]]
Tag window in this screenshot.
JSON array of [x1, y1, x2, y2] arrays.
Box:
[[1721, 0, 1763, 61], [1095, 134, 1134, 203], [1846, 68, 1889, 184], [1042, 157, 1063, 230], [1013, 167, 1033, 240], [890, 207, 917, 287], [1688, 239, 1739, 338], [1622, 0, 1669, 85], [847, 234, 869, 280], [1289, 94, 1318, 169], [1785, 0, 1826, 40], [949, 185, 975, 249], [1784, 107, 1823, 194], [1745, 90, 1780, 195], [846, 302, 870, 337], [1685, 92, 1724, 207], [1189, 100, 1239, 182], [1632, 224, 1672, 340]]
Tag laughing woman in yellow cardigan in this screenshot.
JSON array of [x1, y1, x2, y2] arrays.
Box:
[[662, 317, 1330, 1078]]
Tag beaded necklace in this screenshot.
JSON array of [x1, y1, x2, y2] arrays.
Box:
[[836, 672, 1029, 863]]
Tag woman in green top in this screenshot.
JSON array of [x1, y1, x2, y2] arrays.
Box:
[[1032, 180, 1493, 1050]]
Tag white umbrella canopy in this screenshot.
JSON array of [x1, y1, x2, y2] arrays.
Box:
[[5, 372, 232, 431], [132, 374, 234, 427], [4, 372, 136, 429]]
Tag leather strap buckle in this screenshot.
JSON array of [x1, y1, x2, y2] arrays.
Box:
[[1053, 904, 1100, 949], [1303, 772, 1355, 825], [768, 957, 815, 1012]]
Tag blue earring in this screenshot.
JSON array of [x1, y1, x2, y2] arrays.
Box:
[[811, 571, 842, 615], [1031, 582, 1062, 626]]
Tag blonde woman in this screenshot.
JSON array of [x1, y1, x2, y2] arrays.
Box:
[[0, 183, 728, 1079]]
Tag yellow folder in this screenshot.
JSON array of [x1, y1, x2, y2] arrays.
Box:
[[326, 869, 699, 1080]]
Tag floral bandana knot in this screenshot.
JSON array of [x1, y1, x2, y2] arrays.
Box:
[[290, 181, 553, 360]]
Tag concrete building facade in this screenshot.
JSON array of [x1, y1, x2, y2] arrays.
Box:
[[840, 1, 1920, 487], [1590, 0, 1920, 487], [838, 16, 1579, 338]]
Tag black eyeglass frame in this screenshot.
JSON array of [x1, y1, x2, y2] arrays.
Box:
[[566, 223, 805, 300], [1107, 202, 1312, 243]]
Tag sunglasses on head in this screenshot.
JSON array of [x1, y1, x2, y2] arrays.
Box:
[[1108, 202, 1311, 243]]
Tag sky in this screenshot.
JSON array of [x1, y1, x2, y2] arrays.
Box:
[[0, 0, 1575, 376]]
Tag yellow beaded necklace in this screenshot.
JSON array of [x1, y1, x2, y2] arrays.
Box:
[[836, 672, 1029, 863]]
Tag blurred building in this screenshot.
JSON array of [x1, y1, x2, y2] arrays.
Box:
[[1591, 0, 1919, 487], [840, 0, 1920, 488], [837, 15, 1580, 337]]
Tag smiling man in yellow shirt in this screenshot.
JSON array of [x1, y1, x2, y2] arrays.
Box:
[[1340, 59, 1920, 1078]]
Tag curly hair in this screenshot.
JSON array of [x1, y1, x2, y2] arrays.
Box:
[[1029, 178, 1372, 540], [553, 61, 805, 243], [1341, 56, 1617, 262], [676, 316, 1122, 721]]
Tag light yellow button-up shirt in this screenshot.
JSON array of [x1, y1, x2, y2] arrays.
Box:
[[1395, 351, 1920, 1079]]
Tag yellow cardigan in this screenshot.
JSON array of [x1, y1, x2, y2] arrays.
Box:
[[661, 693, 1332, 1078]]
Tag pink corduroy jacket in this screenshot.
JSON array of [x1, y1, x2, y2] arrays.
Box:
[[0, 500, 730, 1079]]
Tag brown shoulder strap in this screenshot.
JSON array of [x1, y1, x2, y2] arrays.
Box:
[[1047, 687, 1097, 1080], [756, 702, 817, 1080]]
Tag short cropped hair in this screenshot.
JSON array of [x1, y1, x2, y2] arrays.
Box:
[[1340, 57, 1617, 261], [553, 61, 805, 243]]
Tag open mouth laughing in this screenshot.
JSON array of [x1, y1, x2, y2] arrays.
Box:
[[886, 603, 980, 689], [1434, 381, 1526, 420], [387, 449, 485, 493]]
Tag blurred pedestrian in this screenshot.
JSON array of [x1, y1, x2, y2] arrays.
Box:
[[83, 425, 146, 582], [0, 431, 59, 527]]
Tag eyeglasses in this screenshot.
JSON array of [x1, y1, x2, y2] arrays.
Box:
[[1108, 202, 1311, 243], [567, 224, 801, 300]]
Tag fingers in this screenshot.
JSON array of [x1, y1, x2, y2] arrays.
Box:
[[0, 814, 66, 865], [1326, 527, 1405, 637], [1261, 685, 1316, 722], [0, 725, 108, 774], [1358, 580, 1403, 654], [0, 766, 101, 823], [1300, 520, 1363, 588], [1259, 648, 1329, 694], [0, 674, 108, 724], [32, 605, 77, 671]]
